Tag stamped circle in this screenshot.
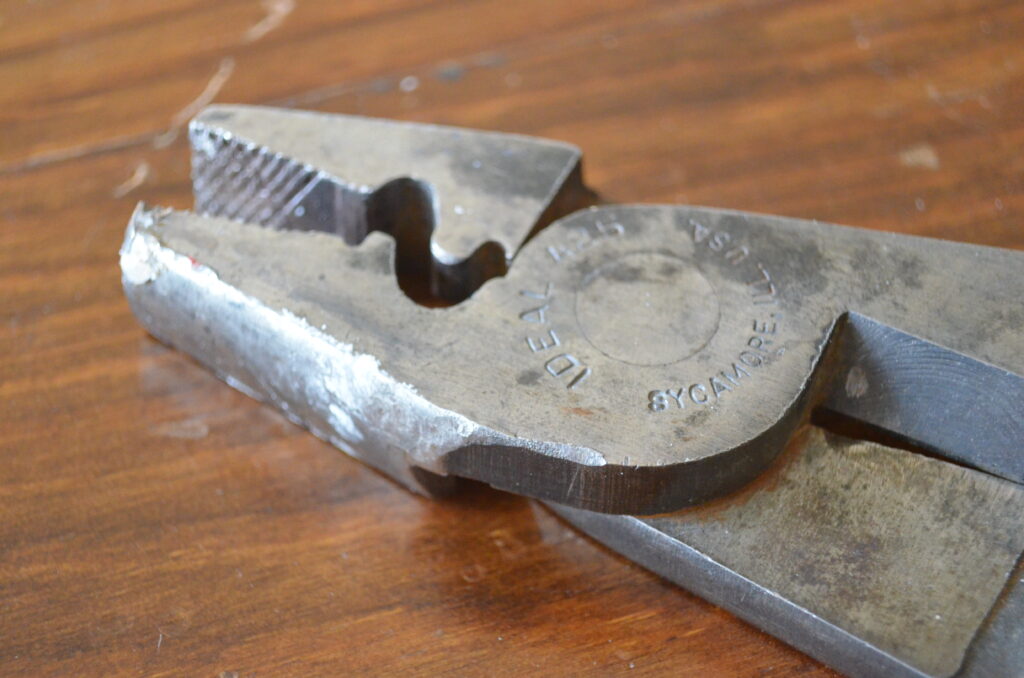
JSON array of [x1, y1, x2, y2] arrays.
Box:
[[574, 252, 720, 366]]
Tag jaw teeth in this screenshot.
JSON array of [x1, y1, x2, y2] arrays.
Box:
[[189, 123, 318, 229]]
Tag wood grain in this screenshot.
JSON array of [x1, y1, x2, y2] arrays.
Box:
[[1, 0, 1022, 675]]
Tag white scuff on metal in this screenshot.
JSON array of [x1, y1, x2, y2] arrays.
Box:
[[328, 403, 365, 443], [119, 206, 166, 285], [190, 124, 222, 159], [121, 206, 606, 481], [274, 307, 486, 471]]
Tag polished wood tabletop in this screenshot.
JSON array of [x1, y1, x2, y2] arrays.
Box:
[[2, 1, 1021, 675]]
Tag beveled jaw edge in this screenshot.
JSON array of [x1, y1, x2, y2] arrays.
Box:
[[119, 194, 1024, 516], [120, 202, 790, 516], [119, 203, 615, 505]]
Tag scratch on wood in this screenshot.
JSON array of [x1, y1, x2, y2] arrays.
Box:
[[4, 45, 503, 173], [0, 132, 154, 176], [244, 0, 294, 43], [925, 84, 994, 128], [154, 58, 236, 149], [899, 144, 940, 170], [607, 610, 657, 625], [150, 418, 209, 440], [112, 161, 151, 198], [460, 563, 486, 583], [489, 529, 526, 559]]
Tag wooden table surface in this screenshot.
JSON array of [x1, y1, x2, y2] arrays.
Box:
[[2, 1, 1021, 675]]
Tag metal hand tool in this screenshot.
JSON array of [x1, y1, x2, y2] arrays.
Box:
[[120, 105, 1024, 678]]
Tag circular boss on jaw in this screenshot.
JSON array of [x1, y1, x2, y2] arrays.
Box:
[[574, 251, 721, 367]]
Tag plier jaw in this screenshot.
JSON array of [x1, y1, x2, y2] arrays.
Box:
[[120, 105, 1024, 678]]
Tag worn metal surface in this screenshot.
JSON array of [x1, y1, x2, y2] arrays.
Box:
[[550, 428, 1024, 678], [119, 107, 1024, 677], [189, 105, 591, 302], [121, 106, 1024, 514]]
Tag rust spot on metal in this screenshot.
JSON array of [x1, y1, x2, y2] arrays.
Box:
[[565, 407, 595, 417]]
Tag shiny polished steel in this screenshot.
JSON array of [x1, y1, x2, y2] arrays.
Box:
[[120, 106, 1024, 678]]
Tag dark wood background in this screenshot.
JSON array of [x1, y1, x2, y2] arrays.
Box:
[[2, 1, 1021, 675]]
